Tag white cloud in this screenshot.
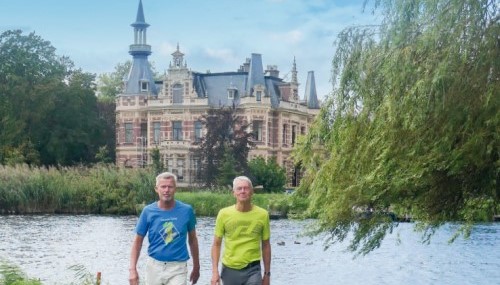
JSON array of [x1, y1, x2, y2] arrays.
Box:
[[157, 41, 182, 57], [203, 47, 238, 63], [269, 30, 304, 44]]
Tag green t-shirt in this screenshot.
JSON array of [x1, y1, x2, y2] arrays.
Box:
[[214, 205, 270, 269]]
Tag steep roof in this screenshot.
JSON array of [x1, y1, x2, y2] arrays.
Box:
[[191, 53, 285, 108], [131, 0, 149, 27], [124, 57, 158, 95], [304, 71, 320, 109], [192, 71, 284, 108], [246, 53, 266, 94]]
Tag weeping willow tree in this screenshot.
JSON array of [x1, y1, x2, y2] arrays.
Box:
[[293, 0, 499, 255]]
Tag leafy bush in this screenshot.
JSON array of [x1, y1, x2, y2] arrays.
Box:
[[248, 157, 287, 193]]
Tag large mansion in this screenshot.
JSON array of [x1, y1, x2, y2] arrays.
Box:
[[116, 0, 321, 187]]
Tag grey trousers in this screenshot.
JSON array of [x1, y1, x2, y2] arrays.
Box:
[[221, 263, 262, 285]]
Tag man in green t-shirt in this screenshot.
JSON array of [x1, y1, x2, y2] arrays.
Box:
[[211, 176, 271, 285]]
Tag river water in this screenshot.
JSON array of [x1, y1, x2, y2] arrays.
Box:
[[0, 215, 498, 285]]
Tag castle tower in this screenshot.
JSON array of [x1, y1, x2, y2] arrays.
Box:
[[123, 0, 158, 96]]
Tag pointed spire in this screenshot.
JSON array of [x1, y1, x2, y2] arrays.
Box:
[[304, 71, 319, 109], [291, 56, 298, 84], [130, 0, 150, 48], [132, 0, 149, 27], [124, 0, 157, 96]]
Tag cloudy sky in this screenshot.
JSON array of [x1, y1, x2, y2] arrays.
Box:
[[1, 0, 380, 101]]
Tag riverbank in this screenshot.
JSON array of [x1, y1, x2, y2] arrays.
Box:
[[0, 164, 309, 218]]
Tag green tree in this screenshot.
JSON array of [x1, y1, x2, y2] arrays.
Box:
[[96, 60, 161, 102], [195, 106, 254, 188], [96, 99, 116, 163], [293, 0, 499, 255], [248, 156, 287, 193], [217, 147, 239, 188], [150, 147, 164, 175], [0, 30, 67, 165], [95, 145, 113, 164], [41, 70, 104, 165], [96, 61, 131, 101], [0, 30, 108, 166]]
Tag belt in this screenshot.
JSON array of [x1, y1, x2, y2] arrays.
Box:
[[223, 260, 261, 271], [241, 260, 260, 270]]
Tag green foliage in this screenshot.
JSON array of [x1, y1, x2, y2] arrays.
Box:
[[176, 192, 288, 216], [0, 262, 110, 285], [293, 0, 499, 255], [176, 191, 235, 216], [0, 164, 303, 217], [2, 143, 39, 166], [95, 61, 131, 101], [96, 60, 161, 102], [67, 264, 101, 285], [217, 149, 239, 187], [0, 164, 156, 215], [248, 156, 287, 193], [96, 100, 116, 163], [0, 262, 42, 285], [95, 146, 113, 164], [0, 30, 110, 167], [194, 107, 254, 187], [0, 29, 66, 166], [150, 147, 164, 176]]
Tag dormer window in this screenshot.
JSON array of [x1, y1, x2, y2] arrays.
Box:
[[256, 91, 262, 101], [140, 81, 149, 92], [253, 84, 265, 101], [227, 88, 237, 99]]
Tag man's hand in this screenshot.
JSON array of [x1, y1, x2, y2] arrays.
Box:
[[190, 266, 200, 284], [262, 274, 270, 285], [211, 272, 221, 285], [129, 268, 139, 285]]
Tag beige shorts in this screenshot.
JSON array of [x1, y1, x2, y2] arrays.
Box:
[[145, 257, 188, 285]]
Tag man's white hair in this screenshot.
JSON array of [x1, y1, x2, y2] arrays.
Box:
[[156, 172, 177, 186], [232, 176, 253, 190]]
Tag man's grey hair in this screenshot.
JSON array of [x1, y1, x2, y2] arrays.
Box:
[[232, 176, 253, 190], [156, 172, 177, 186]]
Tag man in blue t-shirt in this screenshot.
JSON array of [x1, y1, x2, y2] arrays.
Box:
[[129, 172, 200, 285]]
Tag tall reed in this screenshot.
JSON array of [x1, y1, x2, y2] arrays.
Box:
[[0, 164, 307, 217], [0, 164, 155, 214]]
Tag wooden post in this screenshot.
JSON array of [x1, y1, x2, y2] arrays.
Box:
[[96, 272, 101, 285]]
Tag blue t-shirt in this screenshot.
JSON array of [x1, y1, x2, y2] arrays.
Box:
[[136, 200, 196, 262]]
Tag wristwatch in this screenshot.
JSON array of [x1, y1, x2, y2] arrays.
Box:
[[264, 271, 271, 277]]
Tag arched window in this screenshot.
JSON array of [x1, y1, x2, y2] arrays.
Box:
[[172, 83, 183, 104]]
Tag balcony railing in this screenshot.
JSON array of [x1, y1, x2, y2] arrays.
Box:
[[129, 44, 151, 52], [160, 140, 192, 148]]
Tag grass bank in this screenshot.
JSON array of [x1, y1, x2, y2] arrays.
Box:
[[0, 164, 309, 217]]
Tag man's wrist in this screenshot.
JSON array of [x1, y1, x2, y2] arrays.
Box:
[[264, 271, 271, 277]]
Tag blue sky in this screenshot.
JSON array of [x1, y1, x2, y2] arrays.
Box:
[[0, 0, 379, 101]]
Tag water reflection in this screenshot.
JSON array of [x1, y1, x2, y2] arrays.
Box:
[[0, 216, 498, 285]]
